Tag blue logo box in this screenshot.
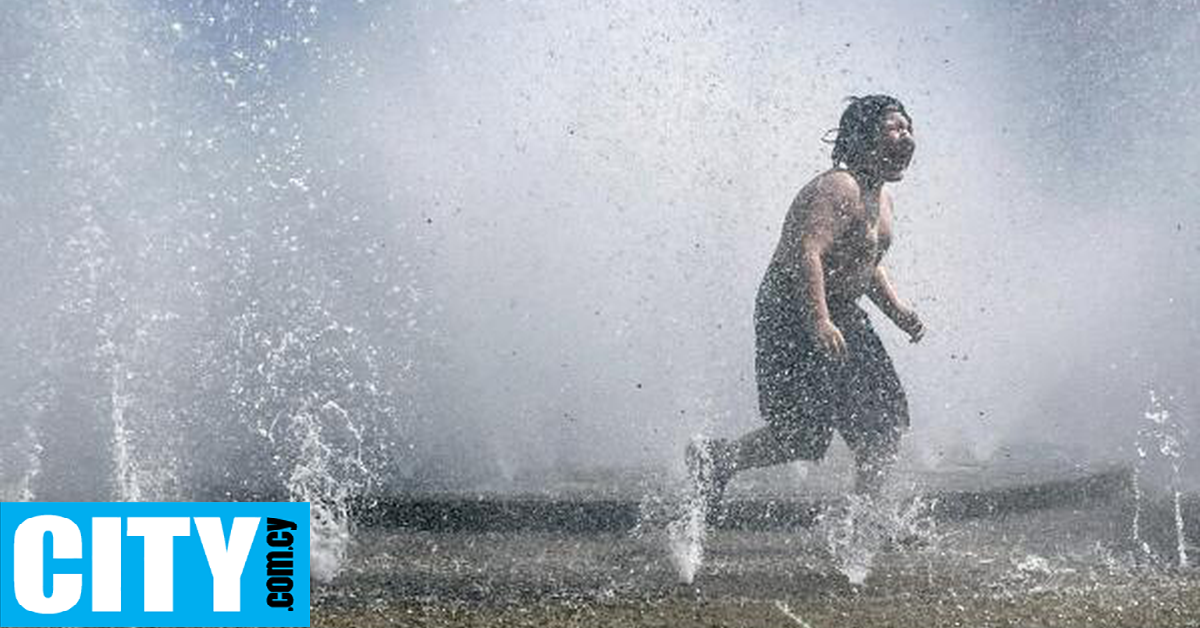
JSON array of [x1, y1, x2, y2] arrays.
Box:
[[0, 502, 310, 627]]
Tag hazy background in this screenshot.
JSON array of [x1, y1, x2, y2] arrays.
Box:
[[1, 0, 1197, 499]]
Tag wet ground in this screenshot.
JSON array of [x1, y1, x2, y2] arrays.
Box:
[[310, 466, 1200, 627]]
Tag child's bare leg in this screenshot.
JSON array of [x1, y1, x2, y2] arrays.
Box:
[[852, 427, 901, 497], [729, 426, 799, 472]]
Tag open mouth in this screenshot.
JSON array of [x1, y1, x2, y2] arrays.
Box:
[[882, 148, 913, 172]]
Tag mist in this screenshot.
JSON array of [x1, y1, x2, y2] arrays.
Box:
[[2, 0, 1198, 500]]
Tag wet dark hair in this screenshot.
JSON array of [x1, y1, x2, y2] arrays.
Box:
[[828, 95, 911, 168]]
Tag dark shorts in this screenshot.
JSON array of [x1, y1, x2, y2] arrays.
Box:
[[754, 295, 909, 462]]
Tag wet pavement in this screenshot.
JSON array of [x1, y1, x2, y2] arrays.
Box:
[[311, 471, 1200, 627]]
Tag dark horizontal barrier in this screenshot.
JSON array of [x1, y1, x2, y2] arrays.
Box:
[[348, 467, 1144, 533]]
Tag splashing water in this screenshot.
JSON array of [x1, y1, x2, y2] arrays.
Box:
[[284, 402, 366, 583], [817, 495, 879, 585], [241, 316, 387, 583], [4, 380, 53, 502], [15, 425, 44, 503], [666, 483, 707, 584], [108, 360, 141, 502], [1132, 440, 1150, 557], [4, 1, 420, 583], [667, 435, 712, 584], [1133, 390, 1189, 568], [815, 493, 937, 585]]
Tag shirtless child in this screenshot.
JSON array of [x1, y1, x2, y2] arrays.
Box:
[[689, 95, 925, 507]]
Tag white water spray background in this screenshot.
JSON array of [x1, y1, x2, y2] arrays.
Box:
[[0, 0, 426, 579], [2, 0, 1199, 584], [300, 0, 1200, 484]]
